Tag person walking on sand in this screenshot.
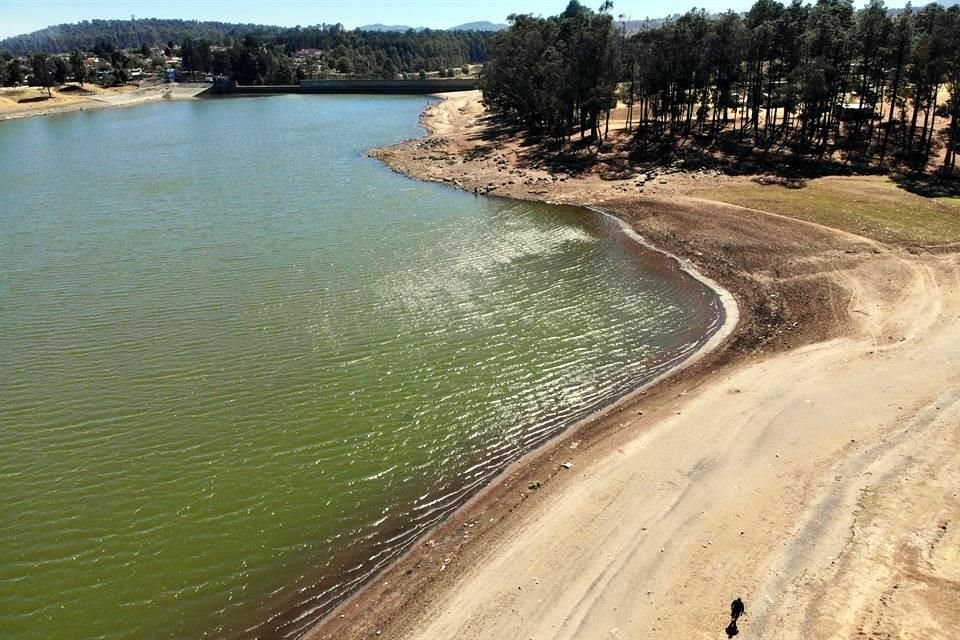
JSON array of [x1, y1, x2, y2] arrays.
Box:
[[730, 597, 745, 623], [726, 597, 745, 637]]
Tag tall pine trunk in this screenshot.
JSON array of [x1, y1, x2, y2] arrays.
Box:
[[907, 88, 924, 158], [944, 97, 959, 174]]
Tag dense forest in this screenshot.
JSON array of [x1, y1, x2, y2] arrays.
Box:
[[0, 18, 491, 79], [483, 0, 960, 175], [0, 19, 283, 54]]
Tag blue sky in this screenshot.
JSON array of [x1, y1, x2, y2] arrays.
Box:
[[0, 0, 891, 40]]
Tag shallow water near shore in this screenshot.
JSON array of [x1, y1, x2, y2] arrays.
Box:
[[0, 95, 722, 639]]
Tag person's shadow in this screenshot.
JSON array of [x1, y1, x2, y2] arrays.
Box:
[[725, 620, 739, 637]]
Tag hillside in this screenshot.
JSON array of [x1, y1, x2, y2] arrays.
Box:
[[0, 19, 278, 54], [0, 18, 494, 55], [358, 24, 426, 32]]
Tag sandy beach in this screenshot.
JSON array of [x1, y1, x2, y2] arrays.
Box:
[[306, 92, 960, 639], [0, 83, 209, 121]]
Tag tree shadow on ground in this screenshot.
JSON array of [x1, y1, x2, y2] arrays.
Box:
[[59, 85, 95, 95], [525, 137, 609, 175], [469, 113, 526, 143], [892, 172, 960, 198], [462, 114, 533, 160], [471, 113, 938, 185], [629, 137, 888, 180]]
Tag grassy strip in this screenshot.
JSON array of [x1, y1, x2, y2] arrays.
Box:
[[698, 176, 960, 246]]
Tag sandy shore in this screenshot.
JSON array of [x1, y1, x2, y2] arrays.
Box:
[[303, 91, 960, 640], [0, 83, 209, 122]]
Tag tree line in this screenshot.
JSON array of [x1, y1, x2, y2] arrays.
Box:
[[0, 43, 155, 89], [482, 0, 960, 175], [0, 18, 490, 81], [0, 19, 286, 55], [482, 1, 620, 143], [0, 53, 74, 97]]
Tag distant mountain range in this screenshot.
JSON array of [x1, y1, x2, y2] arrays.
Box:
[[357, 24, 427, 32], [449, 21, 507, 31], [358, 21, 506, 32]]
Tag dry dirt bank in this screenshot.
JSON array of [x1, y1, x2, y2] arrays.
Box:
[[308, 92, 960, 640], [0, 84, 208, 121]]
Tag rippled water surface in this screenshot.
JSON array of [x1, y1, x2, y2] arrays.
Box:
[[0, 96, 722, 639]]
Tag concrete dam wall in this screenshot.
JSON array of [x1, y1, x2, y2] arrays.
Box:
[[206, 79, 479, 96]]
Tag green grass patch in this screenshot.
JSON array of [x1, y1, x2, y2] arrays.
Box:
[[704, 176, 960, 245]]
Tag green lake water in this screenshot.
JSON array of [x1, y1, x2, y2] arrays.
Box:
[[0, 95, 722, 639]]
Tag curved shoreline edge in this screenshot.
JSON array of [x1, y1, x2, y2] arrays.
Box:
[[310, 92, 960, 640], [302, 96, 742, 640], [594, 206, 740, 366]]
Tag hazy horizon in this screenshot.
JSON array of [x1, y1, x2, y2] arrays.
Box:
[[0, 0, 906, 41]]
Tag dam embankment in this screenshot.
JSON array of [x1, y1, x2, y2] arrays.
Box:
[[204, 78, 479, 96]]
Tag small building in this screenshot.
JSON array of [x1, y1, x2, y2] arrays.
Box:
[[835, 102, 875, 122]]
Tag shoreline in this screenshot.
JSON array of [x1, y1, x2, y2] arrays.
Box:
[[262, 197, 744, 638], [291, 100, 745, 639], [4, 88, 744, 639], [306, 93, 960, 639], [252, 195, 741, 640], [302, 94, 771, 640], [0, 84, 209, 122], [304, 96, 807, 638], [595, 208, 740, 361]]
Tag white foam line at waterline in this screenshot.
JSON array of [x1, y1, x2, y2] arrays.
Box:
[[588, 205, 740, 365]]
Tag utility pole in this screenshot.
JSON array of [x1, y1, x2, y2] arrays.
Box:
[[131, 15, 141, 49]]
